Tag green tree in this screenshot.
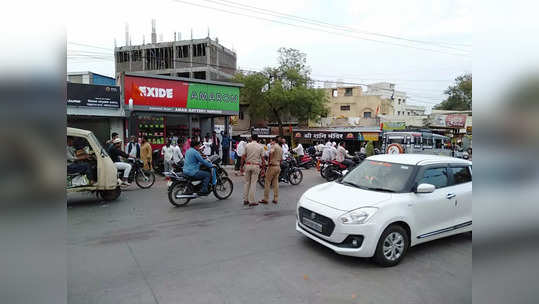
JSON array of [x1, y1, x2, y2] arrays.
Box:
[[434, 73, 472, 111], [365, 141, 375, 157], [234, 48, 329, 135]]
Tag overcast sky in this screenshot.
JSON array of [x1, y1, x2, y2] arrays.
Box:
[[66, 0, 472, 110]]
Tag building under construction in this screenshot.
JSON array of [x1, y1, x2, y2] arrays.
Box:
[[114, 21, 237, 81]]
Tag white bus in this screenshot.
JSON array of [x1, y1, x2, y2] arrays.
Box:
[[381, 131, 451, 156]]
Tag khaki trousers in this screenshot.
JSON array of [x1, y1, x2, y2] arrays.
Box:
[[243, 165, 260, 203], [264, 166, 281, 202]]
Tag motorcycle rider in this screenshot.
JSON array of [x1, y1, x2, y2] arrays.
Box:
[[109, 138, 132, 186], [336, 142, 354, 168], [292, 142, 304, 163], [183, 139, 216, 196]]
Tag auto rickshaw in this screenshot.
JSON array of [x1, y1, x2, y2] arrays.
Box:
[[66, 127, 121, 201]]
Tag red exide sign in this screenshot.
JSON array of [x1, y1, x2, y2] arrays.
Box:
[[124, 75, 190, 108]]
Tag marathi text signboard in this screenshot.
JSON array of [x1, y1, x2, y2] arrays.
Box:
[[124, 75, 239, 115], [67, 82, 120, 108]]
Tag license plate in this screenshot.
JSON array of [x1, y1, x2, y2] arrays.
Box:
[[302, 217, 323, 232], [167, 181, 173, 187]]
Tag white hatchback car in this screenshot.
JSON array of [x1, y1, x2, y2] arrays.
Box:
[[296, 154, 472, 266]]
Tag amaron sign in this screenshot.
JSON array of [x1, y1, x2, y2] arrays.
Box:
[[124, 75, 239, 114]]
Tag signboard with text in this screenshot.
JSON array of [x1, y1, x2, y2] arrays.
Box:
[[382, 122, 406, 131], [124, 75, 240, 115], [67, 82, 120, 108]]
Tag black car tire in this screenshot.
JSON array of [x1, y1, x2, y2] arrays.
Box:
[[373, 224, 410, 267]]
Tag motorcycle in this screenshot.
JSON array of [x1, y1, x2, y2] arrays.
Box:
[[258, 156, 303, 187], [152, 149, 164, 175], [324, 156, 362, 182], [166, 155, 233, 207], [117, 158, 156, 189], [293, 150, 316, 169]]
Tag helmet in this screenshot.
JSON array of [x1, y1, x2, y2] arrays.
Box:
[[112, 138, 122, 144]]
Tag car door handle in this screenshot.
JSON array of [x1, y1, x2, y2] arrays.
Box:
[[446, 193, 456, 199]]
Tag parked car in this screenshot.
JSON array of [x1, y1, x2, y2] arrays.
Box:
[[296, 154, 472, 266]]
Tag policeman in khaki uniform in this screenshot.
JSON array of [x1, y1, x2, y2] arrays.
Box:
[[241, 134, 265, 206], [260, 137, 282, 204]]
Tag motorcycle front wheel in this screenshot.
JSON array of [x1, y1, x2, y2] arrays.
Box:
[[135, 169, 156, 189], [289, 169, 303, 185], [213, 177, 233, 200], [168, 182, 193, 207], [257, 171, 266, 187]]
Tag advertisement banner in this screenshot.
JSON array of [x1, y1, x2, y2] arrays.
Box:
[[124, 75, 239, 115], [382, 122, 406, 131], [67, 82, 120, 108], [445, 114, 467, 128], [361, 132, 379, 141]]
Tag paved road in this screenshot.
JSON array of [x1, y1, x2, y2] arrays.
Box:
[[68, 168, 471, 304]]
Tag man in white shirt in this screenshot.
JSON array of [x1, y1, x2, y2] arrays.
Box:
[[320, 142, 332, 161], [329, 142, 338, 160], [281, 138, 289, 159], [171, 140, 183, 165], [316, 142, 325, 153], [336, 142, 354, 167], [292, 143, 304, 157], [202, 135, 212, 156], [161, 141, 174, 177], [235, 139, 246, 176], [126, 136, 141, 159], [360, 144, 366, 154]]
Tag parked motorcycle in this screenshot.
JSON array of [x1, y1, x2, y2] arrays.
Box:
[[166, 155, 233, 207], [117, 158, 156, 189], [258, 156, 303, 187]]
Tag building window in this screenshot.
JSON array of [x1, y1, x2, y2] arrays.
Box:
[[193, 43, 206, 57], [239, 111, 244, 120], [397, 111, 400, 116], [363, 112, 372, 118], [407, 112, 410, 116], [340, 105, 350, 111], [344, 88, 353, 96], [332, 89, 338, 97], [176, 45, 189, 58]]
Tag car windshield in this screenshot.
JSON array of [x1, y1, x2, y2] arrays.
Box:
[[341, 160, 416, 192]]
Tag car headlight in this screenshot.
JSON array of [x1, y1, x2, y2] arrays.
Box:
[[339, 207, 378, 225]]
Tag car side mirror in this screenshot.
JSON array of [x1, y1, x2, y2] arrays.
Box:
[[416, 183, 435, 193]]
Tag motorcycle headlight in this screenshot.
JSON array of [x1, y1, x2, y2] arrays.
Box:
[[339, 207, 378, 225]]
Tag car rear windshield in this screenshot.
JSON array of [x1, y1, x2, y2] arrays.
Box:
[[341, 160, 416, 192]]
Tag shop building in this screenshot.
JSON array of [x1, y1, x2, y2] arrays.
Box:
[[121, 73, 241, 149], [67, 82, 125, 144]]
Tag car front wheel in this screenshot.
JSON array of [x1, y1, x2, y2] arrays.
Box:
[[373, 224, 409, 267]]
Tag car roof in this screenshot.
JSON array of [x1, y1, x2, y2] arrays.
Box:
[[367, 154, 472, 166]]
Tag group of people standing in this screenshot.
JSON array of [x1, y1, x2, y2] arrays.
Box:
[[238, 135, 289, 207]]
